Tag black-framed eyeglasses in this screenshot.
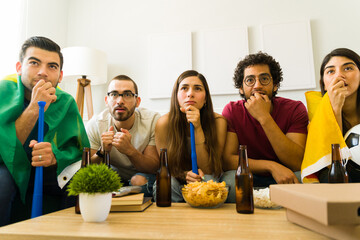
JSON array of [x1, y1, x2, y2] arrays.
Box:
[[244, 74, 272, 87], [107, 91, 138, 102]]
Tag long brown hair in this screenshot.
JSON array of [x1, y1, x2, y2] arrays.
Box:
[[167, 70, 222, 179]]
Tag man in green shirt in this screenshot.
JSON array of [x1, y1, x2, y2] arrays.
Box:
[[0, 36, 89, 226]]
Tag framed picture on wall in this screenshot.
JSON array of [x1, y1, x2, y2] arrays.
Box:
[[148, 32, 192, 99], [261, 20, 316, 91], [196, 27, 249, 95]]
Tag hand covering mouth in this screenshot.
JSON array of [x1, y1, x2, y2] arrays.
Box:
[[339, 79, 348, 87], [34, 78, 48, 82], [251, 91, 266, 96]]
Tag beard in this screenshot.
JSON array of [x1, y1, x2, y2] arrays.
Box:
[[21, 75, 60, 101], [110, 104, 136, 121], [23, 75, 59, 90]]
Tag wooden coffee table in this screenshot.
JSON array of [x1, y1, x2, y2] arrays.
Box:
[[0, 203, 328, 239]]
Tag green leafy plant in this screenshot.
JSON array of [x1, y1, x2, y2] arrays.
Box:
[[67, 164, 122, 196]]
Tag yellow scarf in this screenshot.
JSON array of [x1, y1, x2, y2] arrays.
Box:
[[301, 91, 351, 183]]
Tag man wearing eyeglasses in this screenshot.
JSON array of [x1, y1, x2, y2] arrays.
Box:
[[86, 75, 161, 197], [222, 52, 308, 200]]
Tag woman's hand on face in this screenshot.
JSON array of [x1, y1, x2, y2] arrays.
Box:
[[185, 169, 204, 184], [327, 77, 348, 114], [180, 105, 201, 129]]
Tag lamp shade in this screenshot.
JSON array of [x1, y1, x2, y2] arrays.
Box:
[[62, 47, 107, 85]]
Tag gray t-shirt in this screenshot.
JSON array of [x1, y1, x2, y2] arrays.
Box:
[[86, 107, 161, 181]]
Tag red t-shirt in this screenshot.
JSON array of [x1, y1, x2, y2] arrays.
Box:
[[222, 97, 309, 163]]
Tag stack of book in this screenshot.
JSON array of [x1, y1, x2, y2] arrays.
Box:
[[111, 193, 152, 212], [270, 183, 360, 240]]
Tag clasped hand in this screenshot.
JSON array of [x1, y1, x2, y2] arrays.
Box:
[[30, 80, 57, 112], [101, 126, 133, 155], [186, 169, 204, 184], [180, 105, 201, 129], [270, 162, 299, 184], [244, 93, 271, 123], [30, 140, 56, 167], [326, 77, 348, 114]]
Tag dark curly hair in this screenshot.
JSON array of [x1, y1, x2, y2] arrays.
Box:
[[233, 52, 283, 98]]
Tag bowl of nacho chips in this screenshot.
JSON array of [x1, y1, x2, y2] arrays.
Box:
[[182, 180, 228, 208]]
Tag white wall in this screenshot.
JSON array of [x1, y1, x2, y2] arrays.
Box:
[[24, 0, 360, 116], [25, 0, 69, 48], [0, 0, 24, 78]]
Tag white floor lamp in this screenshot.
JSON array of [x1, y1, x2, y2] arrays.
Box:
[[62, 47, 107, 120]]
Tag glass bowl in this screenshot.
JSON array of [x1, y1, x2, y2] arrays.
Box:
[[182, 183, 228, 209]]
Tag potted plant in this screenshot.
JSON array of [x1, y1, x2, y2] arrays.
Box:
[[67, 163, 122, 222]]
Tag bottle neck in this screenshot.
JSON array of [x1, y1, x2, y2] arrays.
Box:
[[238, 148, 249, 172], [86, 152, 91, 166], [82, 148, 91, 167], [331, 145, 342, 163], [160, 150, 168, 167], [104, 151, 110, 167]]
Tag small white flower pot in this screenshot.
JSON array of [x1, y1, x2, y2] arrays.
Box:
[[79, 192, 112, 222]]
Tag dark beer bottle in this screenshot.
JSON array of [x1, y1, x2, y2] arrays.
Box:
[[328, 144, 347, 183], [156, 148, 171, 207], [235, 145, 254, 214], [75, 147, 91, 214], [103, 151, 111, 168], [81, 147, 91, 168]]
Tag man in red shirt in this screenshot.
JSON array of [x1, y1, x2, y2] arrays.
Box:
[[222, 52, 308, 199]]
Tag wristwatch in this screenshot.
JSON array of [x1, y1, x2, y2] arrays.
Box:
[[96, 146, 104, 158]]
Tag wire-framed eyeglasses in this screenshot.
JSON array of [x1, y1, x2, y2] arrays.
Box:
[[244, 74, 272, 87], [107, 91, 138, 102]]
